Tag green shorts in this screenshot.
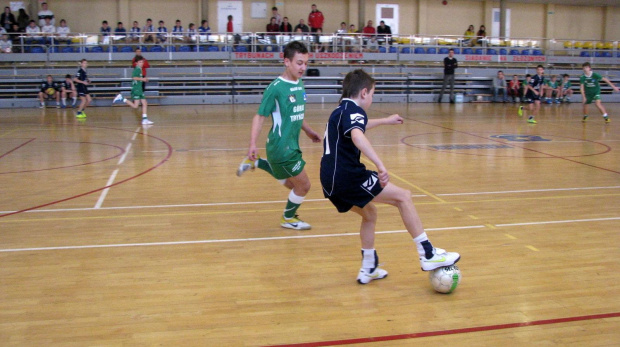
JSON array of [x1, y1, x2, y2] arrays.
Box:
[[585, 94, 601, 104], [267, 152, 306, 180], [131, 88, 145, 100]]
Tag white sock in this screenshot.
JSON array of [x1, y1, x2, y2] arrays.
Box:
[[603, 113, 608, 118], [62, 98, 66, 105], [123, 98, 127, 103], [361, 248, 377, 270], [72, 97, 76, 104], [142, 114, 147, 119]]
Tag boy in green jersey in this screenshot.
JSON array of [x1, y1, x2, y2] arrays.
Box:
[[544, 75, 561, 104], [112, 57, 153, 125], [580, 62, 618, 123], [561, 74, 573, 103], [237, 41, 321, 230]]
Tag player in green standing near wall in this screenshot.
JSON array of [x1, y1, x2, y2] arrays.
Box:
[[580, 62, 619, 123]]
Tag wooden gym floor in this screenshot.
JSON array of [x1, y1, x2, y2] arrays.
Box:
[[1, 102, 619, 346]]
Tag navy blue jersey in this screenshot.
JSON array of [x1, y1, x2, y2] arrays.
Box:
[[60, 80, 72, 89], [529, 74, 544, 92], [320, 99, 369, 196], [76, 68, 87, 82], [40, 81, 58, 92]]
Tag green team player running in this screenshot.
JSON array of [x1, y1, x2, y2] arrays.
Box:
[[237, 41, 321, 230], [580, 62, 618, 123], [112, 56, 154, 125]]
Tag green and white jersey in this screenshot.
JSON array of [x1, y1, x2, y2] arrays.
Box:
[[546, 80, 558, 88], [257, 76, 307, 162], [580, 72, 603, 95], [131, 67, 142, 92], [562, 80, 572, 90]]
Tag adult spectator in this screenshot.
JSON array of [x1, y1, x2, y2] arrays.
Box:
[[115, 22, 127, 40], [294, 19, 309, 33], [280, 17, 292, 33], [37, 2, 54, 27], [492, 70, 508, 103], [129, 21, 141, 42], [143, 18, 154, 43], [308, 4, 324, 32], [132, 47, 150, 92], [271, 7, 282, 26], [41, 17, 55, 44], [199, 20, 210, 33], [476, 25, 486, 46], [362, 20, 375, 39], [438, 48, 458, 103], [463, 25, 475, 46], [9, 24, 22, 52], [377, 20, 392, 44], [17, 8, 29, 30], [0, 34, 12, 53], [266, 17, 279, 33], [1, 7, 16, 32], [157, 20, 167, 43]]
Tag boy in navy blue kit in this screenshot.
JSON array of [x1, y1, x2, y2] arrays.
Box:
[[320, 69, 460, 284], [518, 65, 544, 124], [73, 59, 91, 118]]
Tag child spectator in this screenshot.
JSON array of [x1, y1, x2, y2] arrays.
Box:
[[199, 20, 210, 33], [544, 75, 562, 104], [25, 20, 41, 44], [266, 17, 279, 33], [56, 19, 70, 44], [522, 74, 532, 102], [336, 22, 347, 35], [492, 70, 508, 103], [129, 21, 141, 42], [172, 19, 183, 40], [226, 15, 233, 33], [280, 17, 292, 33], [476, 25, 486, 46], [508, 74, 520, 102], [41, 17, 55, 44], [187, 23, 197, 44], [294, 19, 309, 33], [17, 8, 29, 30], [37, 2, 54, 27], [115, 22, 127, 43], [0, 34, 12, 53], [271, 7, 282, 26], [463, 25, 475, 46], [143, 18, 154, 43], [157, 20, 167, 43], [561, 74, 573, 103], [100, 20, 110, 36], [308, 4, 324, 32]]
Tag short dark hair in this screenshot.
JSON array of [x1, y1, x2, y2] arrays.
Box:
[[272, 6, 278, 11], [228, 15, 233, 20], [80, 58, 87, 63], [448, 48, 454, 52], [563, 74, 569, 78], [134, 56, 143, 62], [341, 69, 375, 99], [102, 20, 108, 24], [283, 41, 308, 60], [201, 20, 207, 25], [525, 74, 532, 78], [536, 65, 544, 69], [582, 62, 591, 68], [498, 70, 503, 73], [147, 18, 152, 22], [65, 74, 71, 79], [117, 22, 122, 25]]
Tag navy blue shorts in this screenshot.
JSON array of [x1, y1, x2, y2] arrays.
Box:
[[525, 90, 540, 102], [77, 85, 89, 96], [323, 170, 384, 213]]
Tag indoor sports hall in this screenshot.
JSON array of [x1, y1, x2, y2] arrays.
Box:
[[1, 0, 619, 346]]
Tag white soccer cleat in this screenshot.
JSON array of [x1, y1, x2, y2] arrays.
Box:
[[141, 118, 154, 125], [112, 93, 124, 104], [280, 215, 311, 230], [236, 157, 256, 177], [357, 267, 388, 284], [420, 248, 460, 271]]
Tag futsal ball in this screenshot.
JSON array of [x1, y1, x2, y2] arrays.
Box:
[[46, 88, 55, 95], [429, 265, 461, 294]]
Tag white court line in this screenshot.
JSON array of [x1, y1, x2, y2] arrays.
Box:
[[437, 185, 620, 196], [117, 143, 132, 165], [93, 169, 119, 209], [496, 216, 620, 227], [0, 225, 485, 253]]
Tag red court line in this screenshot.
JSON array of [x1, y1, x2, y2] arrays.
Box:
[[0, 126, 173, 219], [0, 138, 35, 160], [264, 312, 620, 347]]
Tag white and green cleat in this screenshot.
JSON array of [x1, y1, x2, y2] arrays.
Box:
[[420, 248, 460, 271]]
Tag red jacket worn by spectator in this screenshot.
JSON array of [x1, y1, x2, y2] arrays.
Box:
[[308, 10, 324, 30], [362, 26, 376, 37]]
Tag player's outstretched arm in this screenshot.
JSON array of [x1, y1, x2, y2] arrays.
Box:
[[602, 77, 619, 92], [301, 120, 321, 143], [367, 114, 403, 130], [351, 128, 389, 187], [248, 114, 266, 160]]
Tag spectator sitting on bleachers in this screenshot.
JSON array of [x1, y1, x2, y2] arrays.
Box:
[[365, 35, 379, 53], [100, 20, 111, 38], [1, 7, 16, 32], [362, 20, 375, 39], [348, 24, 358, 33], [25, 20, 41, 44], [266, 17, 279, 33], [143, 18, 154, 43], [129, 21, 140, 42], [312, 28, 329, 52], [157, 20, 167, 43], [508, 75, 521, 102], [0, 34, 12, 53], [172, 20, 183, 40], [115, 22, 127, 42], [544, 75, 562, 104], [335, 22, 347, 34], [492, 70, 508, 103], [377, 20, 392, 44], [476, 25, 486, 46], [41, 17, 55, 44], [522, 74, 532, 102], [37, 2, 54, 27], [187, 23, 197, 43], [294, 19, 309, 33], [0, 27, 5, 35], [561, 74, 573, 102], [56, 19, 70, 44], [463, 25, 475, 46], [280, 17, 292, 33], [199, 20, 210, 33]]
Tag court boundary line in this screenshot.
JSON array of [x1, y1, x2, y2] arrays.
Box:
[[262, 312, 620, 347], [0, 138, 35, 160], [1, 215, 619, 253]]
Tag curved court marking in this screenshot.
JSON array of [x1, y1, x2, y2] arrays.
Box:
[[0, 125, 173, 219], [262, 312, 620, 347], [0, 138, 35, 159], [0, 141, 126, 174]]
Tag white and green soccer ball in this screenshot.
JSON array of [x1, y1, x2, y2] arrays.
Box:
[[429, 265, 461, 294]]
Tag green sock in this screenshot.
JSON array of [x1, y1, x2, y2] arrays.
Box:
[[283, 190, 305, 219], [256, 158, 274, 176]]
